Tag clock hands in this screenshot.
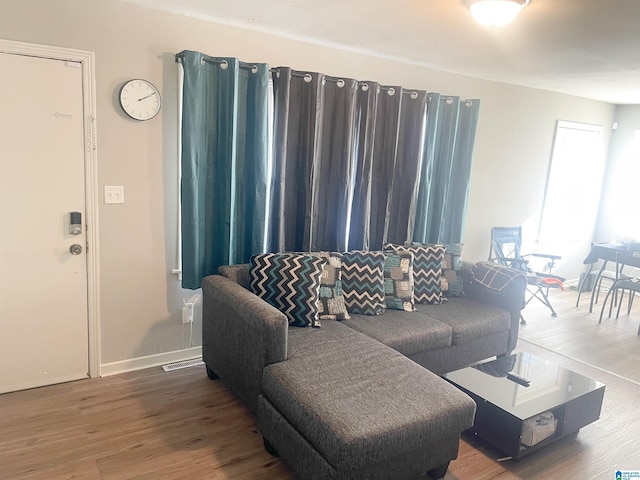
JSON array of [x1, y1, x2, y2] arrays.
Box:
[[137, 92, 157, 101]]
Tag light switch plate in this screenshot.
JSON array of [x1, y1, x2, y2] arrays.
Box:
[[104, 185, 125, 204]]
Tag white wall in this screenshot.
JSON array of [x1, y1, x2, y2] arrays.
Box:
[[595, 105, 640, 242], [0, 0, 615, 368]]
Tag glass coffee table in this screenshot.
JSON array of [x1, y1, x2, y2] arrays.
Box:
[[444, 352, 605, 460]]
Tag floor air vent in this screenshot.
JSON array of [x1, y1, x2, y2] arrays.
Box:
[[162, 358, 204, 372]]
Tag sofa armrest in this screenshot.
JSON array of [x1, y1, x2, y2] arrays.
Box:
[[462, 262, 526, 352], [202, 274, 288, 414]]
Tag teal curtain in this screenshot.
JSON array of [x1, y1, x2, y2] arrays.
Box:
[[177, 50, 480, 286], [443, 99, 480, 243], [179, 50, 270, 289], [413, 95, 480, 244]]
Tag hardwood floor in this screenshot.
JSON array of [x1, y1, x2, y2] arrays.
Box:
[[1, 288, 638, 479], [518, 286, 640, 384], [447, 341, 640, 479], [0, 367, 293, 480]]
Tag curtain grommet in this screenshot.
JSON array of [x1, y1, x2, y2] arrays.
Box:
[[387, 87, 395, 96], [361, 83, 369, 92], [220, 60, 229, 70], [411, 91, 418, 99], [304, 73, 313, 83], [251, 65, 258, 74], [336, 79, 345, 88]]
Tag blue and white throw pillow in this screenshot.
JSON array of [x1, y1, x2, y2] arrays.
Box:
[[441, 243, 465, 296], [341, 251, 386, 315], [312, 252, 351, 321], [250, 253, 327, 327], [383, 250, 416, 312]]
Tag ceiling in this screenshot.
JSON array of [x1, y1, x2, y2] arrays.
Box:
[[120, 0, 640, 105]]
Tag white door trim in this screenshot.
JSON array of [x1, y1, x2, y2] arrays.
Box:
[[0, 39, 101, 378]]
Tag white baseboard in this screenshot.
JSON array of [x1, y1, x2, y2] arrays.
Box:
[[564, 277, 580, 288], [100, 346, 203, 377]]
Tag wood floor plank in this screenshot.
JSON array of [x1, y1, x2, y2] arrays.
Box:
[[519, 288, 640, 383], [1, 289, 638, 479]]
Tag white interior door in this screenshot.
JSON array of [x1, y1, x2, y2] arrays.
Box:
[[0, 52, 89, 393]]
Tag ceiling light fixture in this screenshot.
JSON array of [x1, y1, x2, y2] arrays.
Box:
[[466, 0, 530, 27]]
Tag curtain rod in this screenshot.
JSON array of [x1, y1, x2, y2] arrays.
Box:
[[175, 53, 477, 105]]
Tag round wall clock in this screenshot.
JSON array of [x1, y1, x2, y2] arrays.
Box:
[[119, 79, 162, 121]]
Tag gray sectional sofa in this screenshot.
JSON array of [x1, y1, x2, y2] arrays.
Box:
[[201, 261, 526, 479]]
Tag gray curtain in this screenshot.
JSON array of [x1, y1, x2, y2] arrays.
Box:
[[269, 68, 358, 252], [350, 82, 400, 250], [385, 89, 429, 246], [348, 84, 429, 250]]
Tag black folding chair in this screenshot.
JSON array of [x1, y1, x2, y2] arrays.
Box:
[[489, 226, 565, 323], [598, 252, 640, 335]]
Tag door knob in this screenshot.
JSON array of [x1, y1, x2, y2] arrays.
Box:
[[69, 244, 83, 255]]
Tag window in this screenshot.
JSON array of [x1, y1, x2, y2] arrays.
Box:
[[538, 121, 605, 247]]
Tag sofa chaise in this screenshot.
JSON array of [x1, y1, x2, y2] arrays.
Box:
[[201, 260, 526, 479]]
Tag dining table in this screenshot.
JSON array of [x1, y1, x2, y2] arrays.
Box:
[[576, 241, 640, 313]]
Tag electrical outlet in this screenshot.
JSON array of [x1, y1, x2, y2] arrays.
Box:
[[181, 294, 200, 324], [182, 303, 194, 324]]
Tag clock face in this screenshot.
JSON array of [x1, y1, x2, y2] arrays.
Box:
[[119, 79, 162, 121]]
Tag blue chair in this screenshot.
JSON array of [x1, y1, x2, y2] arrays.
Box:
[[489, 226, 565, 323]]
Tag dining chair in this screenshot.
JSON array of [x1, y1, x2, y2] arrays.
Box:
[[598, 252, 640, 335], [593, 265, 631, 307]]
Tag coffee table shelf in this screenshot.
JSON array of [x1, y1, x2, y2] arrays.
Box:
[[445, 352, 605, 460]]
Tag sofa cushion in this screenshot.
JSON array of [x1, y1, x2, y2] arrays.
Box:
[[419, 296, 511, 345], [342, 310, 452, 356], [249, 253, 326, 328], [287, 318, 358, 360], [262, 325, 476, 472], [341, 251, 386, 315], [389, 243, 445, 305], [383, 250, 415, 311]]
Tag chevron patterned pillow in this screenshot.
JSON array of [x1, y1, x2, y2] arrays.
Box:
[[341, 251, 386, 315], [388, 243, 445, 304], [383, 250, 416, 312], [249, 253, 327, 328]]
